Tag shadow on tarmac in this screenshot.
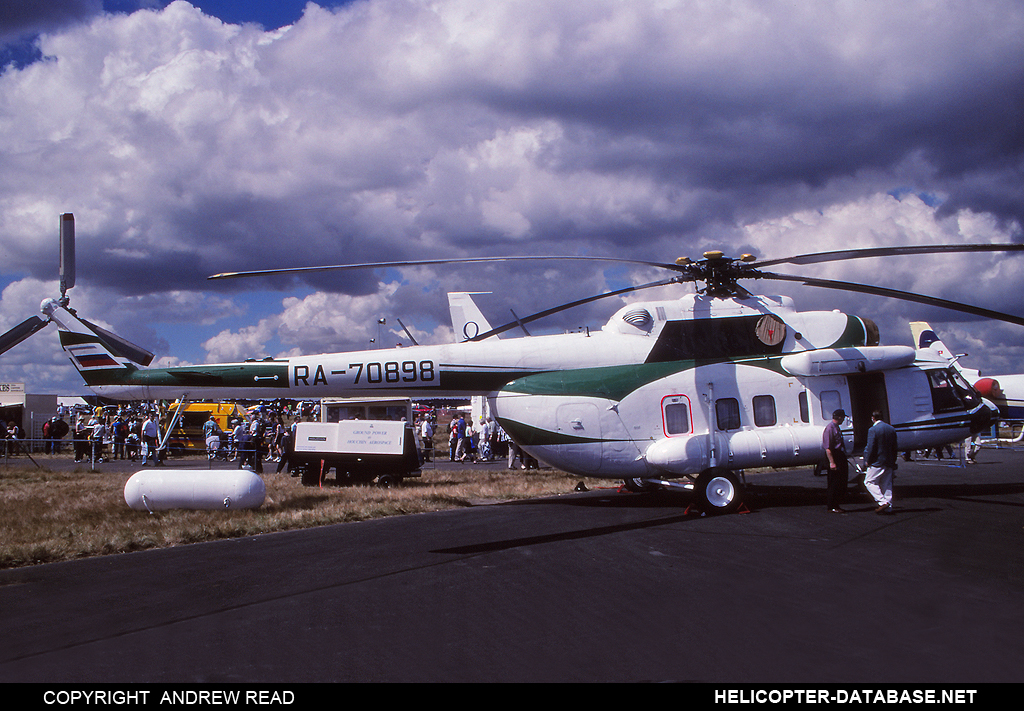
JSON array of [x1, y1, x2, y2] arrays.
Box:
[[431, 469, 1024, 556], [552, 470, 1024, 513], [431, 510, 698, 554]]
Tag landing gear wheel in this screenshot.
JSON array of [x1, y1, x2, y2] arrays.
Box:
[[695, 467, 742, 515]]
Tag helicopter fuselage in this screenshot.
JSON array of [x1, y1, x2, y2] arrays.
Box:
[[490, 347, 990, 480]]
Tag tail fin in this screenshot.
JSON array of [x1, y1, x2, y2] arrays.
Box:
[[448, 292, 498, 341], [910, 321, 947, 354], [910, 320, 982, 381], [42, 299, 148, 383]]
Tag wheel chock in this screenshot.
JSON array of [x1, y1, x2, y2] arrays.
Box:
[[684, 500, 752, 516]]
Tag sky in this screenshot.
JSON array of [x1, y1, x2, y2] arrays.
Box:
[[1, 0, 1023, 396]]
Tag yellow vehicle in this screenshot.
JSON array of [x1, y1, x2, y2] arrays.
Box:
[[166, 402, 247, 453]]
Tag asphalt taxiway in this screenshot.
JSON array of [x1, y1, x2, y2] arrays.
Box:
[[1, 447, 1023, 683]]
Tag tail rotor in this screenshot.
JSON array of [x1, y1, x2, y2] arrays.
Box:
[[0, 213, 155, 367]]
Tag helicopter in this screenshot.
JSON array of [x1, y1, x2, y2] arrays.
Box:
[[489, 326, 992, 512], [3, 214, 1023, 510], [912, 321, 1024, 426]]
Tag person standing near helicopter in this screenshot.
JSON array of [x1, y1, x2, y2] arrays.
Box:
[[863, 410, 897, 514], [823, 409, 849, 513]]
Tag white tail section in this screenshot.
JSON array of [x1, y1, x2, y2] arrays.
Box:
[[910, 321, 981, 381], [448, 292, 498, 341], [42, 299, 135, 375], [910, 321, 949, 356]]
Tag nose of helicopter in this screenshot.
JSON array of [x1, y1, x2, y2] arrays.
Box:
[[970, 399, 995, 434]]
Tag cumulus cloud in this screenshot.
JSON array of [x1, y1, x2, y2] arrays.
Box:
[[1, 0, 1023, 393]]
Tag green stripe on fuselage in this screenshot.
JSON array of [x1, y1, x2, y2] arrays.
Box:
[[501, 357, 786, 401], [80, 363, 290, 389], [832, 316, 871, 348]]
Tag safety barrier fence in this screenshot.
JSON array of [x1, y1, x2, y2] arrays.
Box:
[[0, 436, 178, 468], [0, 436, 293, 470]]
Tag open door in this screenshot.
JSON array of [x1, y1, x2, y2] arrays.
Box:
[[847, 372, 889, 452]]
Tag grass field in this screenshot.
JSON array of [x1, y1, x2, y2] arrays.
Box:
[[0, 459, 609, 569]]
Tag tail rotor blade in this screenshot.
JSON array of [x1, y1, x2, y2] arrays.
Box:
[[60, 213, 75, 295], [80, 318, 155, 366], [0, 316, 49, 356]]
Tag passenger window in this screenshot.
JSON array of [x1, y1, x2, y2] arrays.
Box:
[[798, 391, 809, 423], [753, 395, 777, 427], [664, 402, 690, 435], [820, 390, 842, 420], [716, 398, 741, 430]]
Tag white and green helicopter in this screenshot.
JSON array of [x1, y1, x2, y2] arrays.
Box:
[[4, 214, 1023, 512]]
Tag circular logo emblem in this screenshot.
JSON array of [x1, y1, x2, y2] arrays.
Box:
[[755, 315, 786, 346]]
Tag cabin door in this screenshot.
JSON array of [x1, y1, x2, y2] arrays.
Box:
[[847, 372, 889, 452]]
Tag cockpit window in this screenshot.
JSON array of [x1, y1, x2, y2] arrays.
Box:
[[948, 368, 980, 408], [928, 368, 978, 413]]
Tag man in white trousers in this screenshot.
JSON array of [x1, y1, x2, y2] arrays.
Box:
[[864, 410, 898, 514]]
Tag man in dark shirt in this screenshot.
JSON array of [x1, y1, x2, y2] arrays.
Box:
[[823, 409, 848, 513], [864, 410, 898, 514]]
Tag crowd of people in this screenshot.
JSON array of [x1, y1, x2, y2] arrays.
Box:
[[10, 401, 528, 473], [428, 411, 538, 469], [2, 400, 307, 470]]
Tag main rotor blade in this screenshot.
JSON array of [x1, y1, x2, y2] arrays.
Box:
[[468, 277, 682, 341], [758, 272, 1024, 327], [210, 243, 1024, 284], [209, 255, 680, 280], [0, 316, 49, 356], [753, 244, 1024, 269]]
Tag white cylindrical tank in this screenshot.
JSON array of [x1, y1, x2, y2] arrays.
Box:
[[644, 434, 711, 476], [124, 469, 266, 512]]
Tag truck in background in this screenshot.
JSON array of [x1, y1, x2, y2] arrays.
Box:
[[292, 397, 423, 487], [166, 402, 248, 454]]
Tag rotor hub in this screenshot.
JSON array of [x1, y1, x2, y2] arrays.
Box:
[[677, 253, 761, 297]]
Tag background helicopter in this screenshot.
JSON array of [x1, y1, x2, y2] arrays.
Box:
[[912, 321, 1024, 428]]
